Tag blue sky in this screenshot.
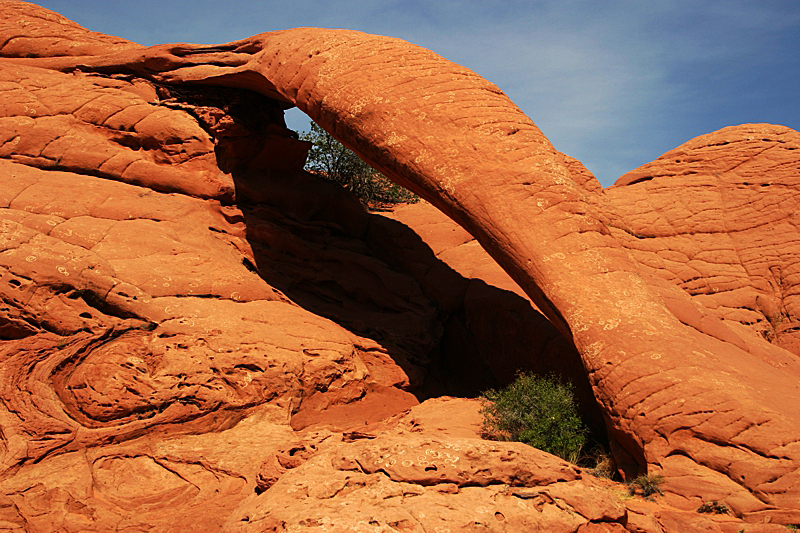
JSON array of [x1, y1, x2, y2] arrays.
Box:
[[35, 1, 800, 186]]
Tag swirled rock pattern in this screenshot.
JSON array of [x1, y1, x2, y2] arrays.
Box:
[[1, 1, 800, 531]]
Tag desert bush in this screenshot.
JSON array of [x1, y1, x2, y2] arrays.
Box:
[[480, 372, 587, 462], [697, 500, 730, 515], [627, 474, 664, 499], [301, 122, 418, 207], [584, 446, 615, 478]]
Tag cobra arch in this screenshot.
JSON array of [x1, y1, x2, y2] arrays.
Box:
[[18, 28, 800, 519]]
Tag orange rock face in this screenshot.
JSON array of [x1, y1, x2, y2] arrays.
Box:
[[224, 400, 628, 533], [608, 124, 800, 355], [1, 2, 800, 531]]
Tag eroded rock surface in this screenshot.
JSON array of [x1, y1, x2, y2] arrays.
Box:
[[1, 1, 799, 531], [227, 398, 788, 533], [225, 412, 626, 533], [608, 124, 800, 355], [0, 0, 141, 58]]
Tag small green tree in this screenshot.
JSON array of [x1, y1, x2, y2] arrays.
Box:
[[300, 122, 417, 206], [480, 372, 587, 462]]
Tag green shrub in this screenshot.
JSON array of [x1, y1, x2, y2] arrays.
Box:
[[300, 123, 418, 207], [627, 474, 664, 499], [480, 372, 587, 462]]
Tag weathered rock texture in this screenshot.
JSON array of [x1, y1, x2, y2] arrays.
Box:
[[608, 124, 800, 355], [1, 1, 799, 531], [225, 399, 630, 533]]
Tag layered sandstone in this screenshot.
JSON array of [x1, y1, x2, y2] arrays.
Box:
[[1, 1, 799, 531]]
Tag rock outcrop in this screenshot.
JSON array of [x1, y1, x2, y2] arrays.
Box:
[[1, 1, 799, 531], [608, 124, 800, 356], [224, 398, 630, 533]]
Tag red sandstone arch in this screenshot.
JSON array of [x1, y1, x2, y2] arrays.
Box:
[[4, 15, 800, 520]]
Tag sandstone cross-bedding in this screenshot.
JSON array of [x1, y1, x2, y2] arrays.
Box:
[[1, 2, 799, 531]]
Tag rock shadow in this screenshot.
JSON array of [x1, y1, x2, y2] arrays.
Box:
[[230, 163, 607, 445], [188, 85, 607, 444]]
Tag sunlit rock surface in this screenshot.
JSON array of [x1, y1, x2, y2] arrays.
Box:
[[1, 2, 799, 531]]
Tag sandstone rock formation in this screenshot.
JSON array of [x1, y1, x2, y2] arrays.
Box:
[[607, 124, 800, 356], [1, 1, 799, 531], [224, 399, 630, 533]]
